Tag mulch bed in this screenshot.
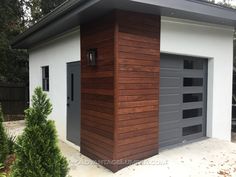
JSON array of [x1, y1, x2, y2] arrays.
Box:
[[0, 154, 16, 176]]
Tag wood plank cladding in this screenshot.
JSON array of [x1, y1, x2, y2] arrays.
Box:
[[80, 13, 116, 170], [114, 11, 160, 170], [80, 10, 160, 172]]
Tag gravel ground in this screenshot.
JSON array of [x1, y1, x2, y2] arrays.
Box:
[[3, 120, 25, 137], [4, 121, 236, 177]]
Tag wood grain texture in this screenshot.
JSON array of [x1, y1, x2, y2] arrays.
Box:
[[80, 13, 116, 166], [80, 10, 160, 172], [115, 11, 160, 169]]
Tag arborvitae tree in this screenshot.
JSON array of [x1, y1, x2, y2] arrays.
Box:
[[0, 105, 8, 164], [10, 87, 68, 177]]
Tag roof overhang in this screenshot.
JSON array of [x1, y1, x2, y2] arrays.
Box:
[[11, 0, 236, 49]]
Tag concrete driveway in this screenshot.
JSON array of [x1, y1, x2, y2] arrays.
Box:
[[4, 121, 236, 177]]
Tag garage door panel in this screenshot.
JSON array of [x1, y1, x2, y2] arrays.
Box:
[[183, 57, 204, 70], [183, 77, 204, 87], [160, 121, 181, 131], [160, 77, 180, 87], [183, 87, 204, 94], [160, 111, 181, 123], [160, 104, 180, 113], [182, 132, 204, 141], [160, 94, 180, 105], [182, 102, 203, 109], [160, 56, 182, 69], [183, 70, 204, 77], [160, 69, 181, 77], [160, 129, 181, 147], [159, 53, 207, 148], [181, 117, 203, 127], [159, 128, 181, 141], [183, 93, 203, 103], [183, 108, 203, 119], [160, 138, 181, 148], [160, 88, 180, 94]]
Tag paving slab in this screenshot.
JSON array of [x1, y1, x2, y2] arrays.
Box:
[[4, 121, 236, 177]]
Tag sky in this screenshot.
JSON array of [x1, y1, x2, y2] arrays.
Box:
[[215, 0, 236, 6]]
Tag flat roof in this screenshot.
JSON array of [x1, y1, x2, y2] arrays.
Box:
[[12, 0, 236, 49]]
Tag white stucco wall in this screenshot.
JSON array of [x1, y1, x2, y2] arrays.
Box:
[[161, 17, 234, 141], [29, 29, 80, 141]]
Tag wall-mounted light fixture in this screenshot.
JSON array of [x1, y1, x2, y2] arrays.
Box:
[[87, 48, 97, 66]]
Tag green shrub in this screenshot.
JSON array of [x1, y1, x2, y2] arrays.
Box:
[[0, 105, 8, 164], [6, 135, 16, 155], [10, 87, 69, 177]]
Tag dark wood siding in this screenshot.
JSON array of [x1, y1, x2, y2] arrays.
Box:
[[80, 14, 115, 169], [114, 11, 160, 168], [81, 10, 160, 172]]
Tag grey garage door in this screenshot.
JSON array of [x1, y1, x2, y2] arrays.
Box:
[[159, 54, 207, 148]]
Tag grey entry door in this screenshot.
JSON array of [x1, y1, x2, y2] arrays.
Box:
[[67, 62, 81, 146], [159, 54, 207, 148]]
